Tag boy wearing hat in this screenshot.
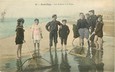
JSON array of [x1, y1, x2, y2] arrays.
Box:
[[59, 19, 70, 51], [46, 14, 62, 51], [89, 10, 97, 33], [88, 10, 98, 47]]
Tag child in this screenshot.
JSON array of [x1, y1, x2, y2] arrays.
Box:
[[59, 19, 70, 51], [94, 15, 103, 50], [15, 18, 25, 59], [31, 18, 43, 56], [77, 13, 89, 47], [46, 14, 62, 51]]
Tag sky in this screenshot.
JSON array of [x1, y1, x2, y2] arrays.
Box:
[[0, 0, 114, 18]]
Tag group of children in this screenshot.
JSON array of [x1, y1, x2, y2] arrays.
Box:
[[74, 10, 103, 50], [15, 10, 104, 59], [46, 14, 70, 51], [15, 15, 70, 59]]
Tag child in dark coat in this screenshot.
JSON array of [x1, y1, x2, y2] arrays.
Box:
[[59, 19, 70, 51], [15, 18, 25, 59], [93, 15, 104, 50]]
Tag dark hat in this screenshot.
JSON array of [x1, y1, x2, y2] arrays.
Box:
[[62, 19, 67, 22], [52, 14, 57, 18], [89, 10, 95, 13], [79, 12, 84, 15], [17, 18, 24, 24]]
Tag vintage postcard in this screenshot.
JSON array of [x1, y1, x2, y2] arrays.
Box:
[[0, 0, 114, 72]]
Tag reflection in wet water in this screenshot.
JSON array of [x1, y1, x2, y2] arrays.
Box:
[[76, 47, 104, 72], [14, 46, 104, 72], [16, 58, 23, 72], [60, 51, 71, 72], [49, 49, 71, 72], [1, 44, 104, 72], [92, 49, 104, 72]]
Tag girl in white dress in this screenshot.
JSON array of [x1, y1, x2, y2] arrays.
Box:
[[31, 18, 43, 56]]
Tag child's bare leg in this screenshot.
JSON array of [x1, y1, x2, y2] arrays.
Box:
[[17, 45, 19, 58], [34, 43, 36, 53], [98, 37, 103, 49], [19, 44, 22, 58], [61, 38, 63, 51], [61, 44, 63, 51], [17, 44, 22, 58], [79, 38, 82, 46], [54, 43, 57, 52], [64, 38, 67, 51], [64, 45, 67, 51], [94, 35, 99, 49], [37, 43, 40, 56], [81, 39, 84, 47]]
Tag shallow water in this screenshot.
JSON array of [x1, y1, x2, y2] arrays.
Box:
[[0, 18, 51, 39]]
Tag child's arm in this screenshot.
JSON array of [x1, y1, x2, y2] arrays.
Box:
[[46, 22, 50, 32], [95, 23, 103, 34], [67, 26, 70, 35], [39, 27, 43, 39], [31, 25, 34, 39], [59, 25, 62, 38]]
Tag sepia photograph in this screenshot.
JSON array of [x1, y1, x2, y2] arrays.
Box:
[[0, 0, 114, 72]]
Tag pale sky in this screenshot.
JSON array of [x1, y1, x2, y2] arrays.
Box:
[[0, 0, 114, 18]]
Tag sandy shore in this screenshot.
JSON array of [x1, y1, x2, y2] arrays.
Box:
[[0, 23, 74, 59], [0, 22, 114, 71]]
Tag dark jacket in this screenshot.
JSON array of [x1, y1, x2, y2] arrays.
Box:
[[73, 24, 79, 38], [15, 27, 24, 44], [77, 19, 89, 29], [46, 20, 62, 32], [59, 25, 70, 38], [95, 21, 104, 38], [89, 15, 97, 28]]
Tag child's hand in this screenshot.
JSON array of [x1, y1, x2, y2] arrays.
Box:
[[92, 32, 95, 34]]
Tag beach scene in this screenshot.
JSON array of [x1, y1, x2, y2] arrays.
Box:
[[0, 0, 114, 72]]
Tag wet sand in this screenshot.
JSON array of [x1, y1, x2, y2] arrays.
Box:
[[0, 22, 114, 72]]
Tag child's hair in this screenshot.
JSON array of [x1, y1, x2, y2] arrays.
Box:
[[79, 12, 84, 15], [17, 18, 24, 27], [86, 13, 90, 16], [97, 15, 103, 21], [79, 13, 85, 19], [52, 14, 57, 18], [62, 19, 67, 22], [34, 18, 39, 22]]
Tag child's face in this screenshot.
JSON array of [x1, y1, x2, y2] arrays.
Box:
[[35, 20, 39, 24], [62, 21, 66, 25], [20, 22, 23, 26], [86, 14, 90, 19], [97, 17, 102, 22], [53, 16, 57, 21], [89, 12, 93, 16], [80, 14, 84, 19]]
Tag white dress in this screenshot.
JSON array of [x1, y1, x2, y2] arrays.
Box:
[[31, 24, 42, 41]]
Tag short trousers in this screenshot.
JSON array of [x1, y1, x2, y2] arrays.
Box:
[[78, 28, 89, 39], [60, 36, 68, 45]]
